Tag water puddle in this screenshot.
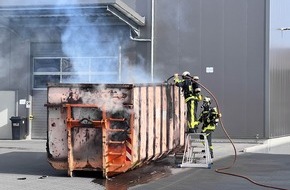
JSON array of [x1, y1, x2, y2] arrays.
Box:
[[92, 157, 176, 190]]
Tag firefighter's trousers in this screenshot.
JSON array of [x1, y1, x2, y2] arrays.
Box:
[[186, 98, 199, 130]]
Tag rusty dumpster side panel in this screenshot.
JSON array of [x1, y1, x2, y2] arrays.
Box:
[[46, 83, 185, 177]]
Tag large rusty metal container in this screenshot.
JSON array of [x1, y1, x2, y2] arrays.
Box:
[[46, 83, 185, 177]]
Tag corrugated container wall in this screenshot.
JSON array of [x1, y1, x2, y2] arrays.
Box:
[[46, 83, 185, 177], [268, 0, 290, 138], [150, 0, 266, 138]]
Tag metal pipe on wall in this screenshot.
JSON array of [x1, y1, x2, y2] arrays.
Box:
[[130, 30, 151, 42], [265, 0, 270, 138], [129, 0, 154, 82], [27, 95, 32, 140]]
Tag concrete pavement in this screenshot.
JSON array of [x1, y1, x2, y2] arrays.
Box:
[[0, 138, 289, 190], [0, 140, 104, 190]]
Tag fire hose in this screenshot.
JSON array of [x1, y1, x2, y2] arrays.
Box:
[[166, 74, 288, 190]]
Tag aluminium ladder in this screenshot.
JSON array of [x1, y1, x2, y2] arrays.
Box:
[[179, 133, 212, 168]]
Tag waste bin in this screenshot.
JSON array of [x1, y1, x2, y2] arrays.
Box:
[[10, 116, 27, 140]]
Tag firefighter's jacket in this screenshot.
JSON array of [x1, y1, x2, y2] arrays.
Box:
[[198, 106, 220, 132], [174, 77, 202, 102]]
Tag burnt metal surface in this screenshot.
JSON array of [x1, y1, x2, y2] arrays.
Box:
[[46, 83, 185, 177], [72, 127, 103, 170]]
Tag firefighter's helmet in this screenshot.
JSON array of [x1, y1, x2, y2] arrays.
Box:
[[201, 96, 211, 109], [204, 97, 211, 104], [182, 71, 191, 77], [193, 76, 199, 81]]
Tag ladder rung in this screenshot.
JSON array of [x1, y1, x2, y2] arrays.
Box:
[[106, 163, 125, 167], [189, 140, 205, 143], [190, 152, 205, 154], [190, 145, 204, 148], [108, 140, 125, 144], [107, 129, 127, 132], [107, 152, 124, 156], [109, 118, 126, 121]]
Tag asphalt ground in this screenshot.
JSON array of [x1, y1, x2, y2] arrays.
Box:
[[0, 139, 289, 190], [131, 153, 290, 190], [131, 138, 290, 190]]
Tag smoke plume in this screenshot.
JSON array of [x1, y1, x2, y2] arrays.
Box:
[[58, 0, 155, 84]]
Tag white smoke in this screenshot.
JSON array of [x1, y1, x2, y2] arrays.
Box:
[[76, 84, 127, 113], [121, 55, 152, 83], [58, 1, 156, 84], [0, 58, 6, 78], [0, 31, 7, 77]]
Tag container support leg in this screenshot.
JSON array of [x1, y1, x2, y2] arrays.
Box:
[[67, 127, 73, 177]]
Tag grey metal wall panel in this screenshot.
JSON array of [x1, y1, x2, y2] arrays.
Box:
[[0, 91, 16, 139], [245, 0, 266, 138], [268, 0, 290, 138], [199, 0, 225, 138], [0, 28, 12, 90], [122, 0, 135, 8], [221, 0, 265, 138], [154, 0, 266, 138], [154, 0, 180, 78], [0, 27, 30, 119], [179, 0, 202, 76]]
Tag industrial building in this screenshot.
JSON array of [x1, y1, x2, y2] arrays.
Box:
[[0, 0, 289, 140]]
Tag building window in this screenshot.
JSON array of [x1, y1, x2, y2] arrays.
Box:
[[33, 56, 119, 89]]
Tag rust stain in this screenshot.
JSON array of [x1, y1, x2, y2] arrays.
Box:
[[47, 83, 185, 177]]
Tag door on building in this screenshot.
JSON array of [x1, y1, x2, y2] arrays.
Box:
[[31, 90, 47, 139], [0, 91, 16, 139]]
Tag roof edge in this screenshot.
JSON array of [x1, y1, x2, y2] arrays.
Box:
[[0, 0, 145, 26]]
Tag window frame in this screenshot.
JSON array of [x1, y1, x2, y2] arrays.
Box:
[[33, 56, 120, 90]]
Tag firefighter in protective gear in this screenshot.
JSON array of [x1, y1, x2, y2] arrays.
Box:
[[174, 71, 202, 133], [197, 97, 221, 158]]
